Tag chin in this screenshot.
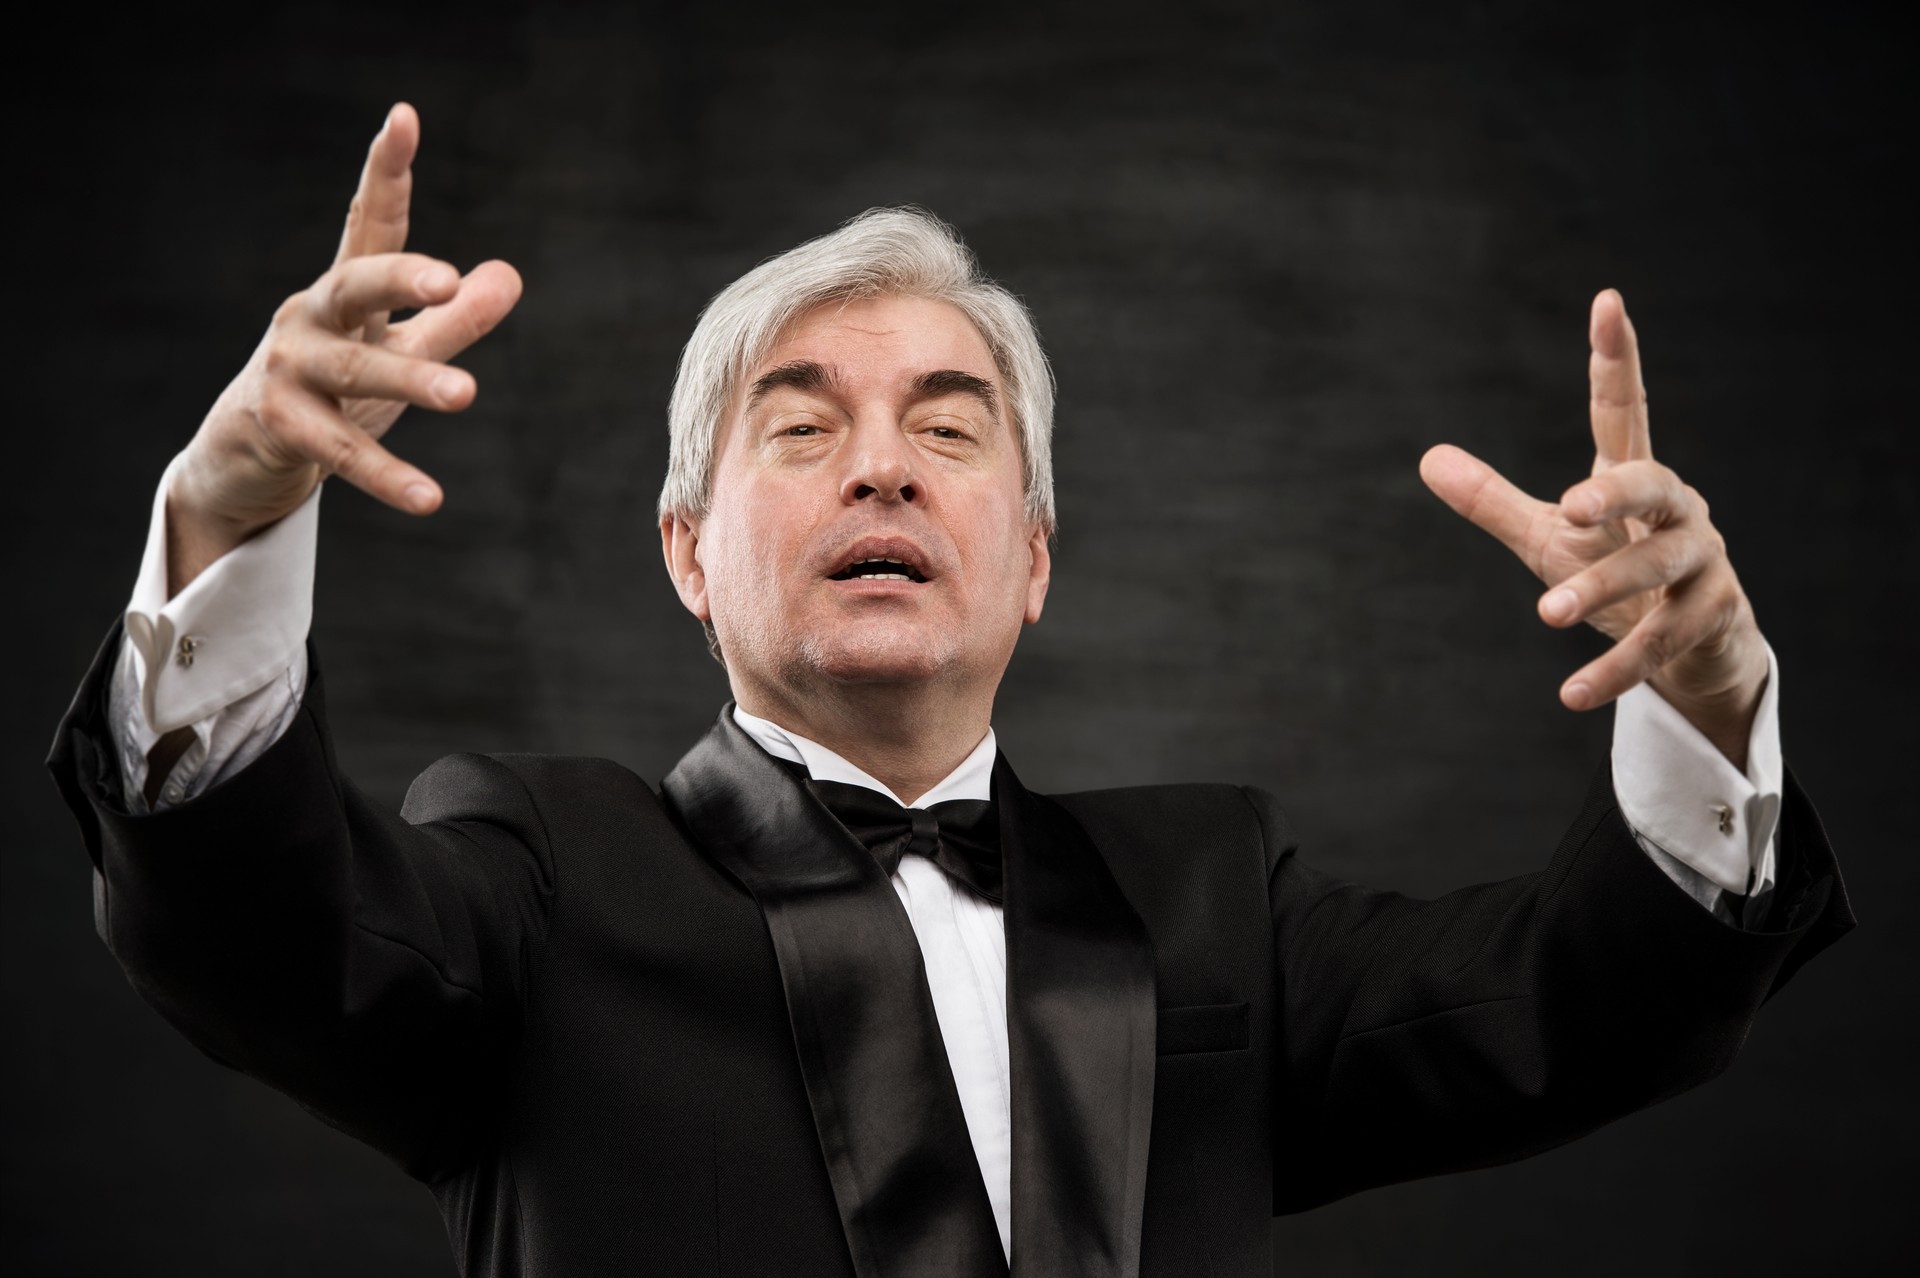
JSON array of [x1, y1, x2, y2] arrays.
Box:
[[794, 625, 958, 685]]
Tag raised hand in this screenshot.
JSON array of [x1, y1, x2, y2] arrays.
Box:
[[1418, 289, 1770, 767], [167, 103, 523, 593]]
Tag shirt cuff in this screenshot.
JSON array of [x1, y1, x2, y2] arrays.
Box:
[[1611, 640, 1782, 899], [123, 452, 321, 736]]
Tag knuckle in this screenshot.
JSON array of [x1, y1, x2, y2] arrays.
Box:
[[325, 430, 367, 479], [1637, 626, 1676, 672], [254, 379, 295, 426], [325, 340, 372, 389], [1644, 536, 1683, 582]]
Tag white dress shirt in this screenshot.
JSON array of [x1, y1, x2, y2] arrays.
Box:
[[110, 456, 1788, 1261]]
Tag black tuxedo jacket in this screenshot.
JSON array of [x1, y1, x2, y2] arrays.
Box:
[[49, 628, 1853, 1277]]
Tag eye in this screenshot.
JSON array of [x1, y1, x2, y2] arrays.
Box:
[[781, 424, 820, 437], [927, 425, 969, 440]]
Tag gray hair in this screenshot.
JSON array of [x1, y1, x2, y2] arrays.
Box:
[[657, 206, 1056, 531]]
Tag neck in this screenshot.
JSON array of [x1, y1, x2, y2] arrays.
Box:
[[733, 676, 993, 806]]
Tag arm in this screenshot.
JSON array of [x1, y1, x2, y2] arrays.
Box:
[[53, 629, 554, 1181], [48, 104, 529, 1179], [1256, 291, 1851, 1211], [1259, 759, 1851, 1215]]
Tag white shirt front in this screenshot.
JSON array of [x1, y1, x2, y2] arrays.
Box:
[[110, 460, 1788, 1263]]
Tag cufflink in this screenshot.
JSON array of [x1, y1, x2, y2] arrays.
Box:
[[1710, 802, 1734, 835], [177, 635, 201, 668]]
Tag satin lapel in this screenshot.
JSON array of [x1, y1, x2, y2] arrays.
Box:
[[997, 754, 1157, 1278], [662, 709, 1006, 1278]]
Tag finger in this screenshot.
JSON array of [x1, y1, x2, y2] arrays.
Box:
[[295, 333, 474, 411], [334, 103, 418, 267], [1537, 527, 1712, 628], [265, 381, 443, 514], [1589, 288, 1652, 467], [1559, 586, 1730, 710], [302, 253, 461, 334], [384, 260, 525, 363], [1558, 458, 1693, 529], [1419, 443, 1553, 567]]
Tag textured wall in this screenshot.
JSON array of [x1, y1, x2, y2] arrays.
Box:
[[9, 1, 1908, 1273]]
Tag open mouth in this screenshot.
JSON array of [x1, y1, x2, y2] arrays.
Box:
[[830, 556, 928, 583]]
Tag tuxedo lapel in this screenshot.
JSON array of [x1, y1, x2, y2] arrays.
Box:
[[997, 753, 1158, 1278], [662, 710, 1005, 1278]]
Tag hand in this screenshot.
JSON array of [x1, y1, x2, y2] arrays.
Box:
[[1418, 289, 1770, 768], [166, 102, 524, 593]]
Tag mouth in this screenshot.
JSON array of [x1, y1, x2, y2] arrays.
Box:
[[829, 556, 928, 584], [827, 539, 933, 584]]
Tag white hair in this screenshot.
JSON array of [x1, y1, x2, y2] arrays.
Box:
[[658, 206, 1056, 530]]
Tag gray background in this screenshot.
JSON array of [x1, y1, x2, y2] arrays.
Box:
[[7, 0, 1910, 1273]]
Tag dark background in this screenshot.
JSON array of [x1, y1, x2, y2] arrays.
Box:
[[7, 1, 1910, 1273]]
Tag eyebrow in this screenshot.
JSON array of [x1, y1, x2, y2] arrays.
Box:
[[745, 361, 1000, 417], [746, 360, 839, 409], [909, 368, 998, 418]]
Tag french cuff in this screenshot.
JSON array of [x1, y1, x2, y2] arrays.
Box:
[[1611, 639, 1782, 898], [123, 452, 321, 736]]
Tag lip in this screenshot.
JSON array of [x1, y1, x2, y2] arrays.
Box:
[[824, 534, 937, 585]]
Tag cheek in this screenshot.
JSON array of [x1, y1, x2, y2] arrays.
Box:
[[704, 491, 814, 607], [958, 501, 1036, 606]]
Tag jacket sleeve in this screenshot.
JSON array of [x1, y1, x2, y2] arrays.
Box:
[[47, 622, 555, 1183], [1255, 759, 1853, 1215]]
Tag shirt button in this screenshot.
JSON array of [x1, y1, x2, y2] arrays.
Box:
[[161, 782, 185, 805]]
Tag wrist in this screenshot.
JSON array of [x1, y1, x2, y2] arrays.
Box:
[[165, 446, 317, 599], [1647, 623, 1770, 772]]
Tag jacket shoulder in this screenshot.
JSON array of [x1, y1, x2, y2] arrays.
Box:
[[400, 750, 666, 841], [1051, 781, 1294, 877]]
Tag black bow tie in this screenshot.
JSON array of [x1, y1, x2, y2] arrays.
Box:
[[807, 778, 1003, 905]]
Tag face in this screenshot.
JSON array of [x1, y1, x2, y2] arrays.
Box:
[[661, 295, 1050, 707]]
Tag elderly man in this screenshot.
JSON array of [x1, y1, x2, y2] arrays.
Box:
[[50, 104, 1849, 1277]]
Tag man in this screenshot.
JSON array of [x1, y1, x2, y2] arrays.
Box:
[[50, 104, 1850, 1277]]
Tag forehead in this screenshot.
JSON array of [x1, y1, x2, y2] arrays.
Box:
[[751, 295, 998, 388]]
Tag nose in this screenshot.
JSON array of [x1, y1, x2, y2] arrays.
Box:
[[838, 420, 921, 507]]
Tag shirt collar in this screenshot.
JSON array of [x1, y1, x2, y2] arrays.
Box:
[[729, 705, 996, 808]]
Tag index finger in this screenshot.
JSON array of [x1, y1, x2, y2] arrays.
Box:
[[1588, 288, 1652, 468], [333, 103, 418, 266]]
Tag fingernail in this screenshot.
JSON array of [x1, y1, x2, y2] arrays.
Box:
[[405, 483, 438, 513], [1543, 588, 1578, 623], [417, 265, 456, 295], [433, 371, 467, 404], [1564, 681, 1592, 710]]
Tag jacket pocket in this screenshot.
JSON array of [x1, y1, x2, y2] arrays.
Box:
[[1156, 1001, 1249, 1055]]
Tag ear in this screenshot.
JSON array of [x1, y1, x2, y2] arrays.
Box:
[[1023, 522, 1052, 625], [660, 512, 712, 622]]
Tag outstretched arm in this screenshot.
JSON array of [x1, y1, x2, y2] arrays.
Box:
[[52, 105, 542, 1181], [125, 103, 521, 812]]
